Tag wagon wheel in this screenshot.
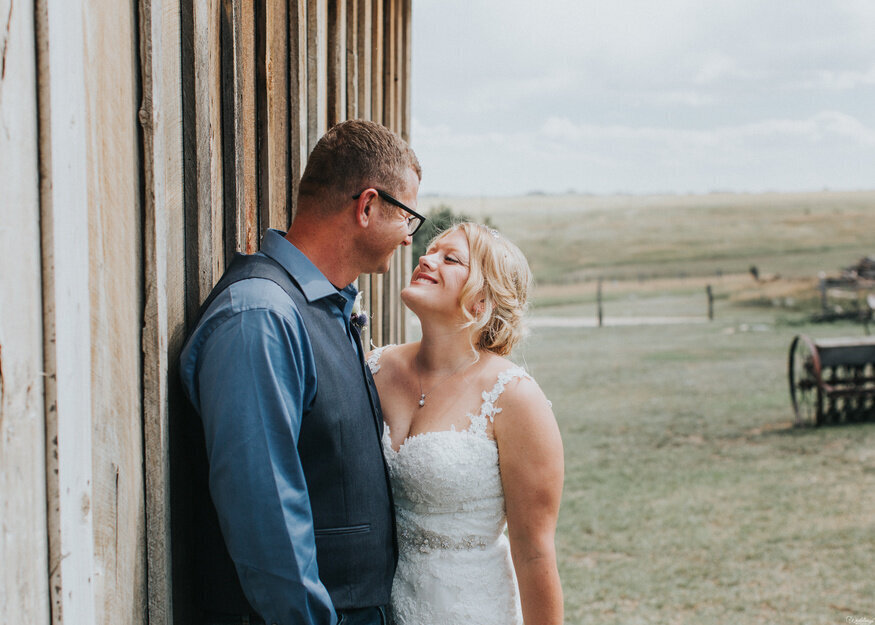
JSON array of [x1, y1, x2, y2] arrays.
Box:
[[788, 335, 823, 426]]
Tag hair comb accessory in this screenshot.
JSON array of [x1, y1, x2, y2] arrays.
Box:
[[489, 228, 500, 239]]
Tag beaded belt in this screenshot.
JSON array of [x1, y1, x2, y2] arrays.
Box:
[[399, 526, 492, 553]]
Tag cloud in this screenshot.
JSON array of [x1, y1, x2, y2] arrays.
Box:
[[412, 112, 875, 195], [798, 65, 875, 91], [412, 0, 875, 194]]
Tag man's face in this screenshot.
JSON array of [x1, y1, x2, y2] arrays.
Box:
[[363, 167, 420, 274]]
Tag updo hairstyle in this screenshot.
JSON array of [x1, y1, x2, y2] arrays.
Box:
[[431, 222, 532, 356]]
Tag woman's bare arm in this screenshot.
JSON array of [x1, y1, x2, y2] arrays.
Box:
[[495, 377, 565, 625]]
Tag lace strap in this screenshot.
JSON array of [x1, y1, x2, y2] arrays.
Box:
[[366, 344, 395, 374], [467, 366, 531, 437]]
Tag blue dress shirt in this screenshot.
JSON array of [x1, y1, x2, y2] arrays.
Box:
[[179, 229, 359, 625]]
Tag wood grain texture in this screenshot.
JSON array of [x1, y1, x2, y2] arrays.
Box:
[[288, 0, 307, 219], [382, 0, 396, 132], [0, 0, 50, 621], [400, 0, 411, 143], [326, 0, 345, 127], [356, 0, 371, 120], [264, 0, 291, 231], [306, 0, 327, 151], [224, 0, 258, 255], [370, 0, 382, 123], [186, 0, 225, 320], [139, 0, 185, 623], [36, 1, 98, 622], [345, 0, 358, 119], [83, 0, 146, 619]]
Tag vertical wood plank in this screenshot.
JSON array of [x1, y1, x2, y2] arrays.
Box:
[[236, 1, 259, 253], [0, 0, 50, 621], [140, 0, 185, 623], [288, 0, 307, 219], [400, 0, 411, 143], [345, 0, 358, 119], [35, 1, 97, 622], [370, 272, 385, 347], [326, 0, 345, 127], [221, 0, 258, 259], [356, 0, 371, 120], [306, 0, 327, 151], [264, 0, 291, 231], [82, 0, 146, 620], [382, 0, 396, 132], [185, 0, 225, 321], [370, 0, 382, 124]]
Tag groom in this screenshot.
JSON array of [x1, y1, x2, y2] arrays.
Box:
[[180, 119, 422, 625]]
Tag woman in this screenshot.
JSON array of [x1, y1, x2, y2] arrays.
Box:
[[366, 222, 564, 625]]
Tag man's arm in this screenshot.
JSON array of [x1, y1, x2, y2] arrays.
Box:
[[190, 303, 335, 625]]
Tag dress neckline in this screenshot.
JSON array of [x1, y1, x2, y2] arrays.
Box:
[[370, 344, 531, 453], [383, 422, 498, 455]]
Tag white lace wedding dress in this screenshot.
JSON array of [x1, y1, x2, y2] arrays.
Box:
[[368, 346, 526, 625]]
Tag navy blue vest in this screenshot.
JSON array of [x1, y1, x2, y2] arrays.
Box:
[[188, 252, 396, 616]]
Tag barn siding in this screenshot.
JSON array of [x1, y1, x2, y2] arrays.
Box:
[[36, 0, 98, 622], [3, 1, 413, 622], [82, 2, 147, 623], [0, 0, 50, 622]]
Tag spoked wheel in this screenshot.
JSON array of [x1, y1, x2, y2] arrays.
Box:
[[788, 335, 823, 426]]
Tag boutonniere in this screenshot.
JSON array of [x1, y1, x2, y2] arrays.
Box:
[[350, 291, 368, 330]]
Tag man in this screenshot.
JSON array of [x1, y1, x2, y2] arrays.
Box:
[[180, 119, 423, 625]]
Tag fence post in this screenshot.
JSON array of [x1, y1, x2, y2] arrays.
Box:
[[706, 284, 714, 320], [819, 272, 827, 315], [597, 278, 603, 328]]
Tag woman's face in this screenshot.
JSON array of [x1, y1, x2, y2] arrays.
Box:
[[402, 229, 472, 318]]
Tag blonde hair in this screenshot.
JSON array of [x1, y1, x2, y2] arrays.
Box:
[[430, 222, 532, 356]]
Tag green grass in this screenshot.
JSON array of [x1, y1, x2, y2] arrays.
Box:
[[516, 302, 875, 625]]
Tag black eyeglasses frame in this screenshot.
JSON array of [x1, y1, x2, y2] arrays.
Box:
[[352, 188, 426, 236]]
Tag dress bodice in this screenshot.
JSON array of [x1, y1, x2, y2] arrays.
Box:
[[368, 346, 527, 625]]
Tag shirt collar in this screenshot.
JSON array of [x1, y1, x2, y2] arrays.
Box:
[[260, 229, 358, 309]]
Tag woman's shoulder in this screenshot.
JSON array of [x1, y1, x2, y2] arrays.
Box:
[[482, 355, 552, 419], [365, 341, 418, 375], [485, 354, 550, 407]]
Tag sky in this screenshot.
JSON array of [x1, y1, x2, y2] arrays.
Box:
[[410, 0, 875, 197]]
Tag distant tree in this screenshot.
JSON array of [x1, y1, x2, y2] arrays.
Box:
[[411, 204, 495, 267]]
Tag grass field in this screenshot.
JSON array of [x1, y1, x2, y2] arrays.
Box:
[[422, 191, 875, 624]]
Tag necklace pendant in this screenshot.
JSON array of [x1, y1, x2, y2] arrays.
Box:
[[419, 394, 426, 407]]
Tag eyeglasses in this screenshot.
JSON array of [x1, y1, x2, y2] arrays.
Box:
[[353, 189, 426, 236]]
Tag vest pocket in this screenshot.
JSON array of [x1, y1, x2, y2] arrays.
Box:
[[314, 523, 371, 536]]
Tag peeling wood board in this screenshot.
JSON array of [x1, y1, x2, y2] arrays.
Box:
[[36, 1, 97, 622], [0, 0, 50, 621], [139, 0, 185, 623]]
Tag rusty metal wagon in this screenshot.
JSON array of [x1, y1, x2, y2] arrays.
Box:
[[788, 335, 875, 425]]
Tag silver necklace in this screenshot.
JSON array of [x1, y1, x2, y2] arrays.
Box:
[[415, 356, 475, 408]]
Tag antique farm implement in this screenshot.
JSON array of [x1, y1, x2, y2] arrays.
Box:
[[788, 335, 875, 425]]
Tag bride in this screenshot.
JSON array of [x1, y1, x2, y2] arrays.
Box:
[[366, 222, 564, 625]]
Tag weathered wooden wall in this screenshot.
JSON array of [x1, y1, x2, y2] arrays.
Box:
[[84, 3, 147, 622], [35, 1, 147, 623], [140, 2, 186, 623], [179, 0, 413, 343], [0, 0, 50, 622], [1, 0, 413, 622]]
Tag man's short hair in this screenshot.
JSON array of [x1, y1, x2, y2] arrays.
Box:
[[298, 120, 421, 212]]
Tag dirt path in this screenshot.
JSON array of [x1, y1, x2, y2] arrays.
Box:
[[530, 315, 709, 328]]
